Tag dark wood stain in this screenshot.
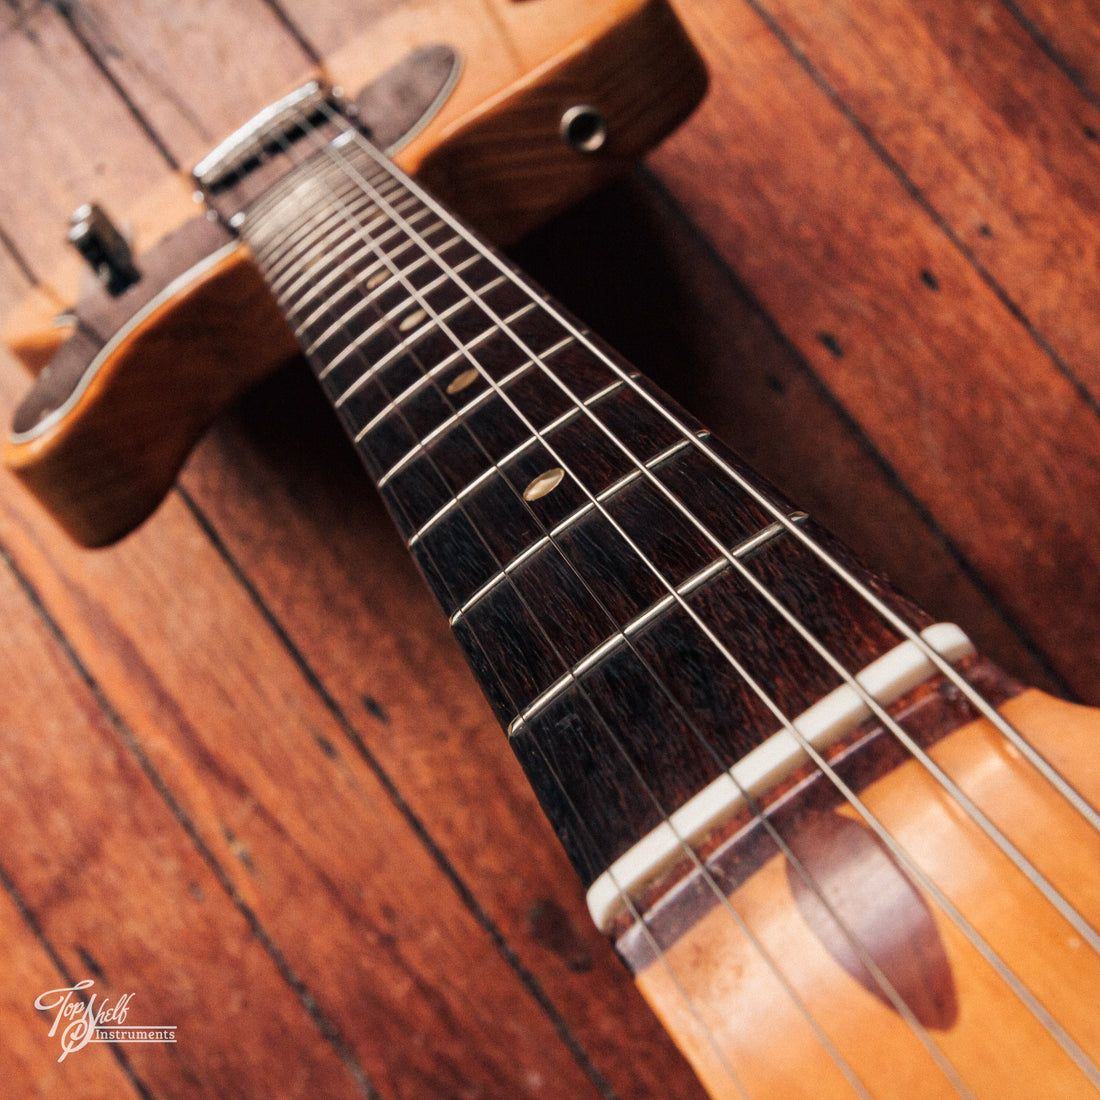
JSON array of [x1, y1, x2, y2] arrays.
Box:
[[784, 809, 958, 1029]]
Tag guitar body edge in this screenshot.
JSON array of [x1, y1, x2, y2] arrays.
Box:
[[2, 0, 706, 547]]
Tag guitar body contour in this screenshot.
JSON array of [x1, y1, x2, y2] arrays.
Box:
[[3, 0, 705, 546]]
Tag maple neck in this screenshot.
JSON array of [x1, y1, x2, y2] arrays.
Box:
[[213, 120, 980, 892]]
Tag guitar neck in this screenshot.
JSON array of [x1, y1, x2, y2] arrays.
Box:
[[183, 81, 1100, 1100], [214, 119, 978, 888]]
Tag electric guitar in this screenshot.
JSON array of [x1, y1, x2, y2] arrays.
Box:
[[4, 1, 1100, 1097]]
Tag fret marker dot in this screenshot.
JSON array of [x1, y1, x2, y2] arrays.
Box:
[[399, 308, 428, 332], [366, 270, 389, 290], [523, 468, 565, 501], [446, 367, 480, 395]]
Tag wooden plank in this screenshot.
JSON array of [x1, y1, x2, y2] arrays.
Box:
[[647, 0, 1100, 701], [0, 876, 142, 1098], [1009, 0, 1100, 105], [756, 0, 1100, 409], [0, 528, 365, 1096], [56, 0, 314, 166], [0, 7, 166, 276], [0, 347, 637, 1095], [0, 233, 33, 320]]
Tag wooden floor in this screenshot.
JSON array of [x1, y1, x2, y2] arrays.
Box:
[[1, 0, 1098, 1096]]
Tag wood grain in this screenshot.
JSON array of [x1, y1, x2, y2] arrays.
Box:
[[3, 0, 1100, 1095], [631, 687, 1100, 1098], [647, 0, 1100, 700]]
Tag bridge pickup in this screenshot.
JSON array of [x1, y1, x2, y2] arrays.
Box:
[[192, 80, 335, 195]]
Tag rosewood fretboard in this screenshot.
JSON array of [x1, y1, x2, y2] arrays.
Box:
[[210, 122, 935, 890]]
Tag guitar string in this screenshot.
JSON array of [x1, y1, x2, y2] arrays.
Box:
[[249, 130, 1091, 1091], [301, 111, 1100, 937], [309, 108, 1100, 838], [294, 121, 1100, 1083], [240, 139, 877, 1099], [242, 144, 965, 1095], [247, 113, 1091, 1082], [316, 120, 1100, 960]]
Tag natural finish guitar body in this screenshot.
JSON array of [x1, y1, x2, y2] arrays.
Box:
[[4, 0, 704, 546], [2, 1, 1100, 1098]]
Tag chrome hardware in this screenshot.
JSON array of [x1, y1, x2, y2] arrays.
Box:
[[192, 81, 331, 193], [560, 105, 608, 153], [68, 203, 140, 296]]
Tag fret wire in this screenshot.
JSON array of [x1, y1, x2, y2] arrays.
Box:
[[348, 141, 1100, 846], [276, 224, 451, 309], [326, 292, 478, 394], [324, 119, 1100, 959], [304, 262, 488, 359], [447, 427, 686, 631], [352, 324, 546, 445], [257, 178, 408, 269], [249, 176, 377, 258], [311, 276, 503, 401], [294, 250, 439, 337], [246, 131, 881, 1095], [375, 336, 610, 488], [360, 352, 534, 450], [263, 194, 419, 283], [276, 217, 448, 311], [251, 122, 1007, 1091], [256, 192, 388, 273], [332, 300, 536, 396], [245, 161, 387, 251], [300, 254, 482, 355], [293, 116, 1100, 1078]]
